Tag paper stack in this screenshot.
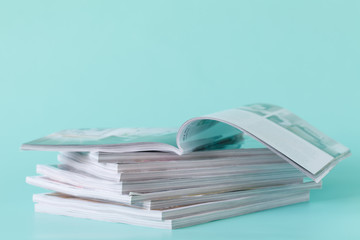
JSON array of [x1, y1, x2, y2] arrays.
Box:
[[22, 103, 350, 229], [26, 149, 321, 229]]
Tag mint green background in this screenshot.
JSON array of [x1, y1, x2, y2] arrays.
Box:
[[1, 1, 359, 239]]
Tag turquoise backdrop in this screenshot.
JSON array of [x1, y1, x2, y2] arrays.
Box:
[[1, 0, 359, 239]]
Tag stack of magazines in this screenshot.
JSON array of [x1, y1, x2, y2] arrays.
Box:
[[22, 103, 351, 229]]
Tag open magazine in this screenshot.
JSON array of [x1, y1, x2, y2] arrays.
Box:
[[21, 103, 351, 182]]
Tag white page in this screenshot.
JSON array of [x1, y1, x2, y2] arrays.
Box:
[[177, 103, 351, 182]]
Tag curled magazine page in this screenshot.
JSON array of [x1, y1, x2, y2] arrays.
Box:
[[177, 103, 351, 182]]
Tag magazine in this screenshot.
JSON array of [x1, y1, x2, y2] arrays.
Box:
[[21, 103, 351, 182]]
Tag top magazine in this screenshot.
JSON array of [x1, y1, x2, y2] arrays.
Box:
[[21, 103, 351, 182]]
